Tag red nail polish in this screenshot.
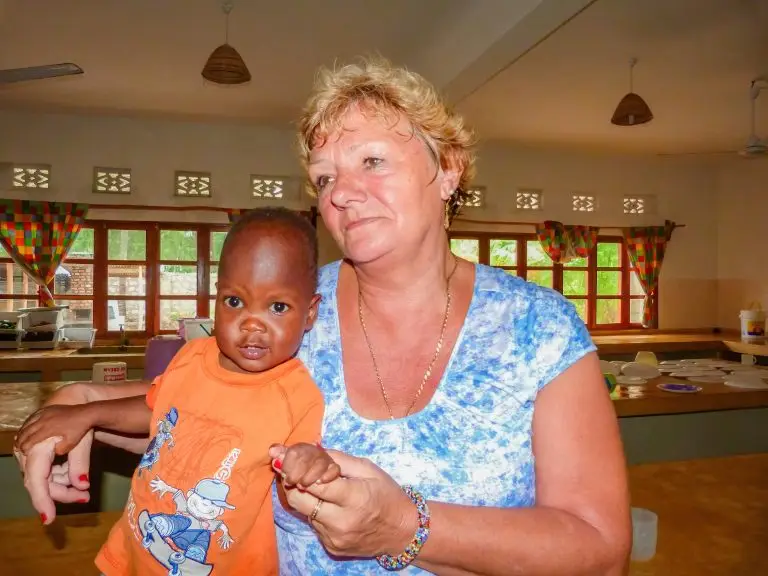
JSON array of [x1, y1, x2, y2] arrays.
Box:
[[79, 474, 89, 483], [40, 513, 47, 523], [273, 459, 282, 471]]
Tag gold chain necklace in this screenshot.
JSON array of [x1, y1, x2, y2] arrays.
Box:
[[357, 259, 458, 419]]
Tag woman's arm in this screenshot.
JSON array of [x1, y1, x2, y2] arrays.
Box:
[[294, 353, 630, 576], [412, 352, 630, 576]]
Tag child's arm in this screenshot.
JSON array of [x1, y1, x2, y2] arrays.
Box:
[[16, 395, 152, 456]]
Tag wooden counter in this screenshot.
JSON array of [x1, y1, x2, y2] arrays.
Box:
[[593, 332, 727, 355], [1, 454, 765, 575], [723, 338, 768, 357], [0, 348, 144, 382], [2, 370, 768, 456]]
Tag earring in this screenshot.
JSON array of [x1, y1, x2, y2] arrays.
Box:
[[444, 203, 451, 230]]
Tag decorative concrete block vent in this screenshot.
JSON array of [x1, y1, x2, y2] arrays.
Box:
[[572, 194, 596, 212], [12, 164, 51, 189], [175, 171, 212, 197], [93, 167, 131, 194], [516, 189, 542, 211]]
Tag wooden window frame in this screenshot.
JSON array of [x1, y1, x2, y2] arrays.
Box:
[[448, 232, 654, 330]]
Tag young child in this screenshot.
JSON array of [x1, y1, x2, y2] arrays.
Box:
[[16, 207, 339, 576]]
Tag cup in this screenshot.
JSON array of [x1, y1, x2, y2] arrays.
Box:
[[92, 361, 127, 383], [630, 507, 658, 562], [635, 351, 658, 367], [741, 354, 757, 365]]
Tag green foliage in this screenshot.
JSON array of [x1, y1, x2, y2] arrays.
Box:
[[108, 230, 147, 260], [449, 239, 479, 262]]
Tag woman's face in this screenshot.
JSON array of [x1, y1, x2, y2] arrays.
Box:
[[308, 106, 458, 265]]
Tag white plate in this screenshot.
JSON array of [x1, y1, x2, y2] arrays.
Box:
[[600, 360, 621, 376], [621, 362, 660, 379], [724, 377, 768, 389], [617, 375, 647, 385], [687, 375, 725, 384], [657, 383, 702, 394], [659, 360, 681, 366], [678, 359, 702, 364], [670, 370, 716, 378], [659, 366, 683, 373]]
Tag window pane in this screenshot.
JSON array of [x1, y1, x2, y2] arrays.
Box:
[[0, 244, 8, 258], [568, 298, 587, 323], [630, 270, 645, 296], [490, 239, 517, 266], [527, 269, 553, 288], [527, 241, 552, 267], [108, 299, 146, 331], [563, 270, 587, 296], [0, 262, 37, 295], [210, 298, 216, 320], [503, 269, 518, 276], [450, 239, 479, 263], [108, 265, 147, 296], [55, 264, 93, 296], [210, 264, 218, 294], [69, 228, 94, 259], [160, 300, 197, 331], [108, 229, 146, 261], [210, 231, 227, 262], [57, 300, 94, 327], [160, 230, 197, 261], [596, 299, 621, 324], [563, 256, 588, 268], [597, 271, 621, 295], [596, 243, 620, 268], [0, 298, 37, 312], [160, 265, 197, 296], [630, 298, 645, 324]]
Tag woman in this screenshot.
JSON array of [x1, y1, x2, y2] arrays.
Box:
[[17, 57, 630, 575]]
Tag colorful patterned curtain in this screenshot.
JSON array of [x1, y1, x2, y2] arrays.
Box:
[[623, 220, 676, 328], [0, 200, 88, 307], [535, 220, 599, 264]]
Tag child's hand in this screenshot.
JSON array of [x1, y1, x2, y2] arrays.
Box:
[[269, 443, 341, 489], [15, 404, 95, 457]]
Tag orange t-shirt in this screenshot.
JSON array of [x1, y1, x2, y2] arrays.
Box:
[[95, 337, 323, 576]]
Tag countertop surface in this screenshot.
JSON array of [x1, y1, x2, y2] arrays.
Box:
[[2, 366, 768, 455], [1, 453, 765, 575]]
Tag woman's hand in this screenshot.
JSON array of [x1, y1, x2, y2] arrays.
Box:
[[278, 450, 418, 558], [16, 404, 95, 456]]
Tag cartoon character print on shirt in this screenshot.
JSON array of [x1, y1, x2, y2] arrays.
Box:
[[132, 406, 248, 576], [138, 474, 236, 576], [138, 407, 179, 476]]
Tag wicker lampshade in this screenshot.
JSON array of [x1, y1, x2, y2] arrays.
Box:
[[202, 43, 251, 85], [611, 92, 653, 126]]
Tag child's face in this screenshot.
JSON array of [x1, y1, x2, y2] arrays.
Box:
[[214, 224, 319, 374]]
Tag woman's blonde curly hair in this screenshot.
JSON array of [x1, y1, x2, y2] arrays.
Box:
[[298, 56, 477, 217]]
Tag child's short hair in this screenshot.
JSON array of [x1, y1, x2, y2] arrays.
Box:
[[221, 207, 318, 291]]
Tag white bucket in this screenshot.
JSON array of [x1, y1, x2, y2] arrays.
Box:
[[740, 306, 766, 341]]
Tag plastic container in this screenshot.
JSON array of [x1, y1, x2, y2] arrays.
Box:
[[181, 318, 214, 341], [740, 304, 766, 341], [59, 327, 98, 349], [630, 507, 658, 562]]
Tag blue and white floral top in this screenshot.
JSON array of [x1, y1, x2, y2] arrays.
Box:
[[273, 261, 596, 575]]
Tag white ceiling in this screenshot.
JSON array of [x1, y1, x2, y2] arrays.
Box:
[[459, 0, 768, 154], [1, 0, 766, 154]]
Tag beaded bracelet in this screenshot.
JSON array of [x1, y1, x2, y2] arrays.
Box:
[[376, 485, 431, 571]]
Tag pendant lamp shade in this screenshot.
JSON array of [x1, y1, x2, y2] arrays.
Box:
[[611, 58, 653, 126], [202, 43, 251, 85], [611, 92, 653, 126]]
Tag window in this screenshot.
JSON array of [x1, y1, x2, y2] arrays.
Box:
[[45, 222, 228, 336], [174, 171, 212, 197], [12, 164, 50, 189], [0, 243, 38, 311], [449, 233, 650, 329], [516, 189, 542, 211]]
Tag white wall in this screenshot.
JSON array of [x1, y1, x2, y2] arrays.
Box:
[[0, 110, 724, 329], [715, 159, 768, 329]]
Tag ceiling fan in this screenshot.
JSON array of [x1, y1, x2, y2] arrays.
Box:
[[659, 76, 768, 159], [0, 63, 83, 85]]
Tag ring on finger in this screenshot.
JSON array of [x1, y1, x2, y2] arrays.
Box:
[[309, 498, 323, 522]]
